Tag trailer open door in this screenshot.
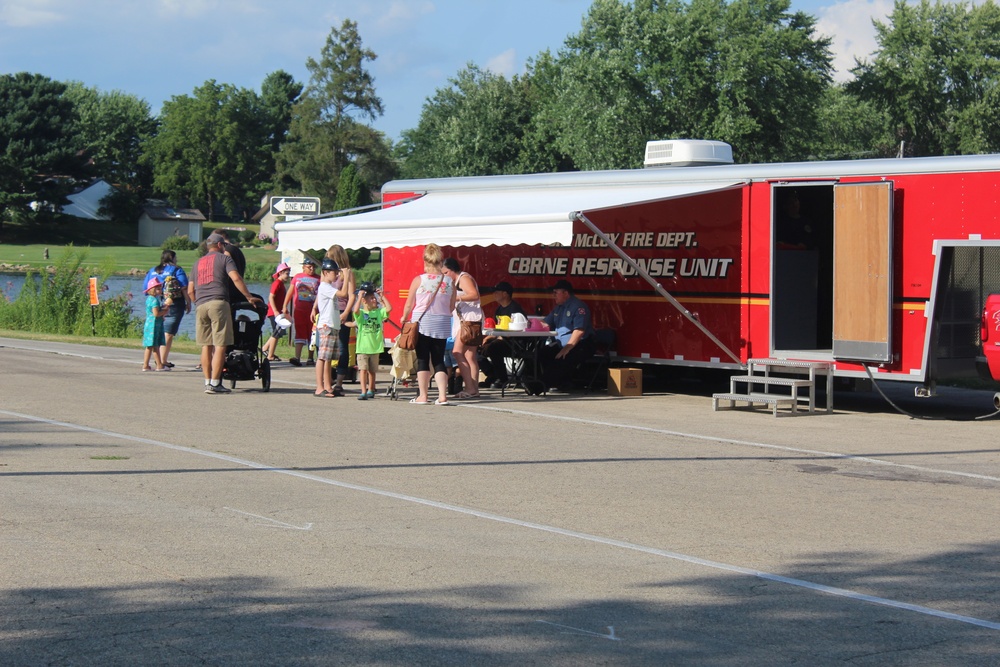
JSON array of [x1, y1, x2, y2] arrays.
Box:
[[832, 182, 894, 362]]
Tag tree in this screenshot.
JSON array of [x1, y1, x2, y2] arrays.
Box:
[[0, 73, 84, 220], [513, 52, 577, 174], [145, 80, 271, 218], [554, 0, 661, 170], [397, 65, 536, 178], [849, 0, 1000, 156], [553, 0, 834, 168], [275, 20, 393, 203], [63, 83, 157, 221], [332, 162, 371, 212], [810, 84, 895, 159], [259, 70, 303, 158]]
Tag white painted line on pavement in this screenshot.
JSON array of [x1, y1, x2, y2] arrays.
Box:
[[536, 620, 621, 641], [223, 507, 313, 530], [3, 407, 999, 632], [459, 404, 1000, 484]]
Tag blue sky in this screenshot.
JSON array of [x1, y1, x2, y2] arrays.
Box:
[[1, 0, 895, 143]]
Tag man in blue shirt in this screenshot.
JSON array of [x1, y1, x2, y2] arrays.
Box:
[[540, 279, 596, 390]]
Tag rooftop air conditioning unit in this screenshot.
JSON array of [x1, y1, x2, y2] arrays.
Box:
[[644, 139, 734, 168]]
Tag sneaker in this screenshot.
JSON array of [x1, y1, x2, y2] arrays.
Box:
[[366, 390, 375, 398], [288, 357, 301, 367], [358, 394, 368, 400], [205, 384, 231, 394], [332, 387, 344, 397], [305, 358, 316, 366]]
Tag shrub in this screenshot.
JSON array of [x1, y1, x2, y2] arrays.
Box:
[[0, 248, 139, 338], [238, 229, 256, 244], [162, 235, 198, 251], [243, 263, 275, 283]]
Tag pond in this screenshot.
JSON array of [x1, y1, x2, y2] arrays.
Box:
[[1, 272, 272, 339]]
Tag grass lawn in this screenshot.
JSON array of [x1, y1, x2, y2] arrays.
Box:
[[0, 217, 280, 274]]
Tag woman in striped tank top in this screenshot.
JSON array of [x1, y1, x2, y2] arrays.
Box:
[[401, 243, 457, 405]]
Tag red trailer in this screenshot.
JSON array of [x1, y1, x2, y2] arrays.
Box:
[[276, 141, 1000, 402]]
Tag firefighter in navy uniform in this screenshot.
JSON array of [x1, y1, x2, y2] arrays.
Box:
[[539, 279, 596, 391]]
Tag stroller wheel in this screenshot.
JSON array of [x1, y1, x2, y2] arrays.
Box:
[[260, 357, 271, 392]]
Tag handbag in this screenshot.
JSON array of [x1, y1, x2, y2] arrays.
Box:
[[456, 274, 484, 346], [460, 320, 484, 346], [398, 276, 442, 350], [397, 321, 419, 350]]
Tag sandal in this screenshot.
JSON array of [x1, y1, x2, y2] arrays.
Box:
[[266, 355, 281, 362], [454, 390, 480, 399], [409, 398, 430, 404], [434, 398, 450, 405]]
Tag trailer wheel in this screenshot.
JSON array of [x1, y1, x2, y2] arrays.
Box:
[[994, 392, 1000, 410], [260, 358, 271, 392]]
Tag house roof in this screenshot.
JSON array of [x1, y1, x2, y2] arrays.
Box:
[[62, 179, 115, 220], [141, 205, 206, 222]]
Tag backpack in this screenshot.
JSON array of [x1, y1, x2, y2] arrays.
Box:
[[162, 271, 184, 303]]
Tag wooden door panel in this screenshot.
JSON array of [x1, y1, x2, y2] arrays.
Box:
[[833, 183, 893, 362]]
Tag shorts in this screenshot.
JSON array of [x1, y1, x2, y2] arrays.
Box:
[[195, 300, 233, 347], [317, 326, 341, 361], [267, 315, 287, 339], [162, 302, 185, 336], [356, 353, 379, 374]]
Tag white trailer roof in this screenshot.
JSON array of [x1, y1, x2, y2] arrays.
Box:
[[276, 181, 742, 251]]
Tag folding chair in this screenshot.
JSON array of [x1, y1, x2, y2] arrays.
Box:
[[583, 328, 617, 393]]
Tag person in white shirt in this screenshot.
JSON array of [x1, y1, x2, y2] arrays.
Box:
[[310, 258, 341, 397]]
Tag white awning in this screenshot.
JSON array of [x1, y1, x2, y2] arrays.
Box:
[[275, 181, 742, 251]]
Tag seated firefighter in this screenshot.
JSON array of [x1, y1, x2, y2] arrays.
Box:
[[538, 279, 596, 391]]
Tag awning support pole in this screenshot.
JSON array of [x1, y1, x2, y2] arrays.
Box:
[[574, 212, 742, 365]]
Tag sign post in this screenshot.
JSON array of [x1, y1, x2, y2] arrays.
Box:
[[270, 196, 321, 220], [88, 277, 100, 335]]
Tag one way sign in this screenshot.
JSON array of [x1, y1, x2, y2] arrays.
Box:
[[270, 196, 320, 217]]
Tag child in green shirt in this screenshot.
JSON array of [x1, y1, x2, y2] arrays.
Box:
[[352, 282, 392, 400]]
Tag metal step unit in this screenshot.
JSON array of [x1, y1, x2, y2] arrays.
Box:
[[712, 358, 833, 417]]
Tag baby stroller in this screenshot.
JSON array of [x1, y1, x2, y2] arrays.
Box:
[[386, 340, 417, 400], [222, 294, 271, 392]]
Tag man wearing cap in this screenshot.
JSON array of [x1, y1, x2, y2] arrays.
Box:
[[215, 229, 247, 304], [188, 233, 262, 394], [539, 279, 596, 391], [478, 281, 526, 388]]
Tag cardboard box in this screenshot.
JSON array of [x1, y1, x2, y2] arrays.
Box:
[[608, 368, 642, 396]]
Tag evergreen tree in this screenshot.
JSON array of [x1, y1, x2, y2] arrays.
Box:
[[0, 73, 85, 221]]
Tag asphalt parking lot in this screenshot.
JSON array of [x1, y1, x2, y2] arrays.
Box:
[[2, 337, 999, 666]]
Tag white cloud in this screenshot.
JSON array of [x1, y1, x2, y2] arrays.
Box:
[[0, 0, 66, 27], [375, 0, 435, 32], [155, 0, 264, 19], [815, 0, 894, 81], [484, 48, 517, 77]]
